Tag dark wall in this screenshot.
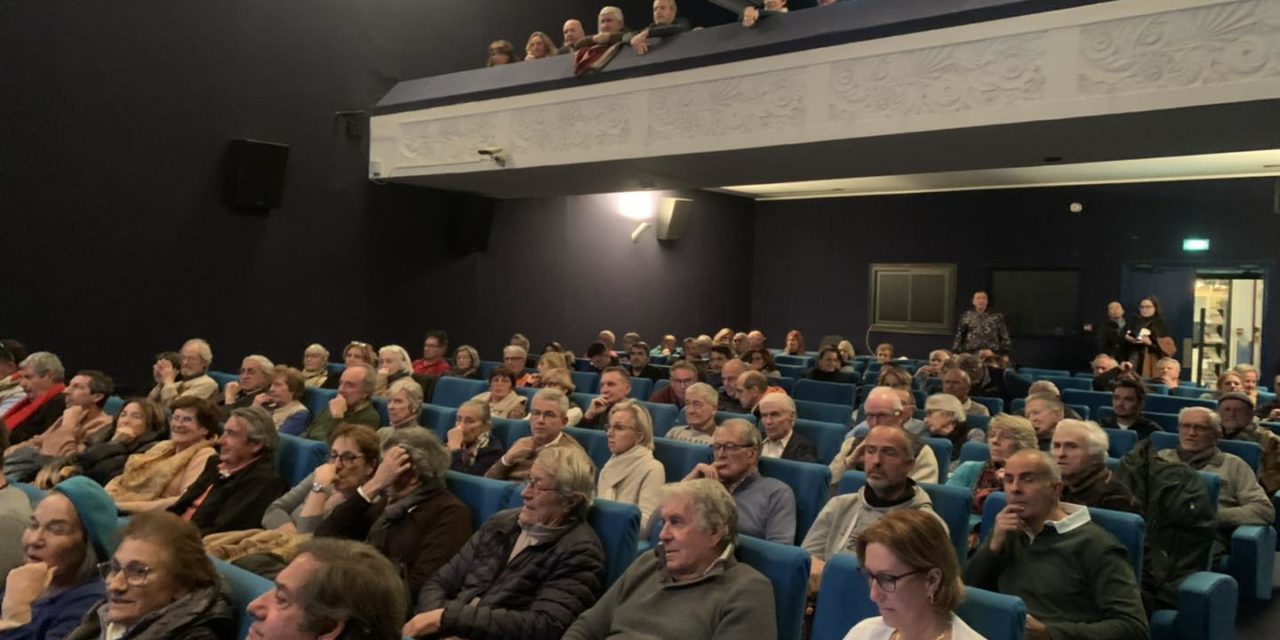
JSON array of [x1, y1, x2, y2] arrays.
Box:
[[0, 1, 751, 385], [751, 178, 1280, 376]]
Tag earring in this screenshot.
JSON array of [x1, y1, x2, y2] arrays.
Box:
[[928, 590, 936, 604]]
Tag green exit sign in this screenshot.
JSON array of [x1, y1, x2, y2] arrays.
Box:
[[1182, 238, 1210, 252]]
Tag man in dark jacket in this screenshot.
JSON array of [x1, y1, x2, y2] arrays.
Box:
[[625, 343, 665, 383], [170, 406, 285, 535], [758, 393, 817, 463], [629, 0, 692, 55], [1097, 379, 1160, 440], [1053, 420, 1138, 513], [1097, 301, 1131, 361]]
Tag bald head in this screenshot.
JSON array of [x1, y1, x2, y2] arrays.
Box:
[[562, 19, 585, 47]]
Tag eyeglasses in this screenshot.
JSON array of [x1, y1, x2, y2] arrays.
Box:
[[98, 560, 153, 587], [528, 409, 563, 420], [712, 443, 752, 454], [328, 452, 365, 465], [858, 567, 926, 593], [1178, 422, 1215, 434], [864, 411, 899, 420], [525, 477, 561, 494]]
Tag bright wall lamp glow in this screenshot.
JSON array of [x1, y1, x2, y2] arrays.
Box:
[[617, 191, 659, 243], [1182, 237, 1210, 252]]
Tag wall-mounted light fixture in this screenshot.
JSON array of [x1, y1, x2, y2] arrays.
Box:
[[616, 191, 693, 243]]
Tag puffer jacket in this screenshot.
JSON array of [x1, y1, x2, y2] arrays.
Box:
[[64, 583, 235, 640], [415, 508, 605, 640], [76, 429, 165, 485]]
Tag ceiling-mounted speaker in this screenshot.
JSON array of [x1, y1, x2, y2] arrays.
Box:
[[655, 197, 693, 241]]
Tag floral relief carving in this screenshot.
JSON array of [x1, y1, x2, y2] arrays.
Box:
[[827, 33, 1046, 121], [510, 97, 631, 154], [1079, 0, 1280, 95], [398, 115, 497, 166], [648, 70, 806, 141]]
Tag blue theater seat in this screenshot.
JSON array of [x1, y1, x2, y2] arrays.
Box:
[[794, 379, 858, 406], [445, 470, 521, 529], [651, 438, 713, 483], [103, 395, 124, 416], [958, 440, 989, 465], [736, 536, 810, 640], [1021, 368, 1070, 378], [565, 426, 611, 471], [971, 396, 1004, 415], [274, 434, 328, 488], [792, 419, 845, 465], [432, 377, 487, 408], [794, 399, 853, 427], [1103, 428, 1138, 458], [419, 403, 458, 439], [768, 377, 796, 394], [955, 587, 1028, 640], [371, 396, 389, 425], [571, 370, 600, 394], [301, 387, 337, 420], [810, 553, 878, 640], [637, 401, 679, 437], [207, 370, 238, 389], [489, 418, 531, 452], [628, 377, 653, 400], [922, 437, 952, 483], [587, 499, 641, 588], [758, 457, 830, 544], [213, 558, 273, 640]]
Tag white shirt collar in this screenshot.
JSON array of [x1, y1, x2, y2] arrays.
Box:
[[761, 429, 793, 457], [1044, 502, 1091, 535]]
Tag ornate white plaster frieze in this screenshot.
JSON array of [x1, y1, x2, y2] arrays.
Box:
[[648, 69, 807, 141]]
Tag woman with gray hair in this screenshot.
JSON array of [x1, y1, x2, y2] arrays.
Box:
[[447, 399, 503, 476], [947, 413, 1038, 516], [316, 426, 473, 605], [301, 343, 330, 387], [598, 400, 666, 536], [448, 345, 481, 380], [404, 446, 606, 640], [923, 393, 983, 467], [374, 345, 415, 399], [377, 378, 425, 445]]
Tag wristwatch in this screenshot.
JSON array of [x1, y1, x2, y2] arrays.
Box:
[[310, 482, 332, 495]]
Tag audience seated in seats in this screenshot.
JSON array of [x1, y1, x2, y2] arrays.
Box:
[[105, 397, 219, 514], [834, 388, 939, 486], [1158, 406, 1276, 555], [649, 361, 698, 409], [375, 378, 425, 444], [317, 427, 472, 603], [563, 478, 777, 639], [758, 393, 817, 462], [0, 477, 118, 640], [322, 341, 376, 390], [804, 426, 942, 596], [222, 355, 274, 409], [629, 0, 692, 55], [1233, 364, 1261, 405], [1027, 380, 1083, 420], [1256, 372, 1280, 420], [1023, 392, 1063, 452], [732, 332, 749, 357], [666, 382, 719, 445], [706, 345, 732, 377], [585, 342, 619, 374], [373, 345, 414, 398], [486, 388, 583, 481], [1127, 297, 1174, 378], [942, 368, 989, 418], [447, 399, 505, 476], [875, 343, 895, 365], [845, 510, 982, 640], [1150, 356, 1181, 390], [473, 366, 527, 421], [876, 365, 913, 390], [247, 538, 407, 640], [261, 366, 309, 436], [168, 406, 286, 535], [746, 347, 782, 378], [306, 364, 381, 441], [403, 446, 606, 640], [487, 39, 515, 66], [538, 368, 584, 426], [914, 349, 952, 380], [579, 366, 630, 429], [66, 512, 234, 640], [1201, 370, 1243, 401], [783, 329, 806, 356], [0, 341, 29, 417], [965, 449, 1149, 640], [449, 344, 481, 380], [923, 393, 984, 466], [953, 291, 1012, 356], [524, 30, 558, 60], [836, 340, 858, 373], [806, 345, 856, 384], [684, 419, 796, 545], [956, 353, 1008, 402], [651, 334, 681, 358], [620, 332, 643, 357], [949, 413, 1038, 518], [1098, 378, 1159, 440], [3, 352, 68, 446], [599, 400, 666, 537], [535, 350, 570, 380], [0, 427, 32, 579], [746, 330, 766, 353], [1053, 420, 1138, 513], [1090, 353, 1123, 391], [498, 346, 532, 388], [5, 370, 114, 483], [597, 330, 619, 359], [411, 331, 451, 378], [851, 387, 927, 440], [146, 339, 218, 409], [1096, 301, 1132, 363], [625, 342, 664, 383], [741, 0, 788, 28], [736, 370, 776, 417], [300, 343, 330, 388]]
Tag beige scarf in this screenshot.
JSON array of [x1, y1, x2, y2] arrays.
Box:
[[598, 445, 655, 501], [108, 440, 214, 503]]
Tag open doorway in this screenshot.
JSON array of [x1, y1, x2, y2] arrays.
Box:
[[1192, 274, 1265, 387]]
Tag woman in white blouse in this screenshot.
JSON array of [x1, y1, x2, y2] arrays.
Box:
[[597, 400, 666, 537]]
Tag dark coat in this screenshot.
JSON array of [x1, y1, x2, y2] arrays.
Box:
[[416, 508, 605, 640], [8, 394, 66, 445], [65, 584, 235, 640], [627, 364, 665, 383], [168, 454, 286, 535], [450, 436, 505, 476], [316, 482, 473, 603], [76, 429, 165, 485], [1098, 416, 1160, 441], [780, 431, 818, 463]]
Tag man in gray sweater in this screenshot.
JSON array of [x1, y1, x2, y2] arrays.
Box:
[[563, 478, 776, 639]]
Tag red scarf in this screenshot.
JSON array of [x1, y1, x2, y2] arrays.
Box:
[[3, 383, 65, 430]]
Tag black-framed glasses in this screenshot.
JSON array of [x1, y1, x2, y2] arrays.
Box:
[[98, 560, 153, 587], [328, 452, 365, 465], [712, 443, 751, 454], [858, 567, 926, 593]]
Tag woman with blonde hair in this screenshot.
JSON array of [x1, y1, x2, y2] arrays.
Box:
[[487, 39, 515, 66], [947, 414, 1037, 516], [449, 345, 481, 380], [374, 345, 415, 398], [597, 400, 665, 536], [524, 31, 557, 59]]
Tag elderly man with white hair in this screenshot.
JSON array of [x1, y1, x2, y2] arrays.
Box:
[[563, 478, 777, 639], [223, 354, 275, 408], [832, 387, 939, 485], [4, 351, 68, 445], [148, 338, 218, 408], [685, 419, 796, 545], [758, 393, 817, 462], [1052, 419, 1138, 513]]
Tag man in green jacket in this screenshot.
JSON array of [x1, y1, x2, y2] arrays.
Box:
[[304, 364, 380, 441]]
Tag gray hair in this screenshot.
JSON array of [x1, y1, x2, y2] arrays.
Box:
[[383, 427, 449, 487], [295, 538, 407, 640], [389, 377, 424, 415], [1025, 393, 1064, 416], [243, 354, 275, 372], [536, 446, 596, 521], [759, 392, 796, 415], [304, 343, 330, 360], [987, 414, 1038, 451], [503, 344, 528, 359], [1027, 380, 1061, 398], [20, 351, 64, 382], [459, 399, 491, 428], [230, 406, 279, 456], [183, 338, 213, 366], [378, 345, 413, 375], [718, 418, 760, 453], [924, 393, 965, 425], [349, 363, 378, 396], [684, 382, 719, 406], [661, 478, 738, 551], [1054, 419, 1109, 463], [1179, 406, 1222, 434], [533, 387, 571, 415], [609, 400, 654, 450]]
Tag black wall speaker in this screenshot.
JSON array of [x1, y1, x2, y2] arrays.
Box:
[[445, 194, 496, 254], [225, 139, 290, 210], [656, 197, 692, 241]]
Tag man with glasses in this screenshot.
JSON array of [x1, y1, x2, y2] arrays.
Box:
[[758, 393, 816, 462], [832, 387, 939, 486], [649, 362, 698, 409], [503, 346, 535, 387], [147, 338, 218, 409], [304, 364, 380, 442], [412, 330, 451, 377], [966, 449, 1148, 640], [802, 425, 940, 594], [222, 354, 274, 409], [684, 419, 795, 545], [1156, 406, 1275, 554], [487, 388, 583, 481], [666, 383, 719, 444], [1216, 391, 1280, 494]]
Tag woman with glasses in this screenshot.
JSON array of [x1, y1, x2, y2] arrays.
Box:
[[948, 414, 1037, 517], [538, 368, 583, 426], [472, 367, 527, 420], [66, 512, 232, 640], [598, 401, 666, 537], [0, 477, 118, 640], [404, 446, 605, 640], [448, 400, 504, 476], [104, 397, 219, 514], [317, 427, 472, 604], [1125, 296, 1174, 378], [844, 510, 983, 639]]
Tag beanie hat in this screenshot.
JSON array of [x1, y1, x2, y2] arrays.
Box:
[[54, 476, 119, 558], [1218, 391, 1255, 410]]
